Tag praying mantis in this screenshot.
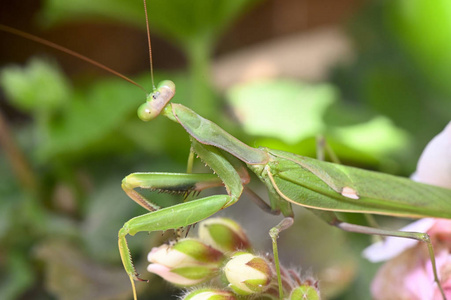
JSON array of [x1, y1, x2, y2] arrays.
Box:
[[2, 2, 451, 300], [119, 80, 451, 300]]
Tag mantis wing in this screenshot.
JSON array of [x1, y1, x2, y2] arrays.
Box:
[[266, 148, 451, 219]]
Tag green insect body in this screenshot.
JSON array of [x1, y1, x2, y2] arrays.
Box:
[[260, 149, 451, 219], [119, 80, 451, 300]]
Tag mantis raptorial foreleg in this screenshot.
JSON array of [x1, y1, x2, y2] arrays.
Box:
[[119, 137, 250, 298], [118, 195, 230, 273], [122, 173, 225, 211]]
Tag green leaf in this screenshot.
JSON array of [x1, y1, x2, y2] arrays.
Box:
[[38, 76, 143, 161], [146, 0, 260, 46], [40, 0, 261, 48], [332, 116, 410, 157], [40, 0, 144, 27], [227, 79, 337, 144], [0, 58, 70, 114], [387, 0, 451, 94]]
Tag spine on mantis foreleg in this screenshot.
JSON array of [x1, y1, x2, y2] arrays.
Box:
[[118, 194, 231, 299], [190, 139, 243, 206]]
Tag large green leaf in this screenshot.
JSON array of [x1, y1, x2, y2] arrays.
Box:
[[386, 0, 451, 94], [227, 79, 337, 144], [0, 58, 70, 114], [145, 0, 260, 47], [40, 0, 260, 47], [38, 76, 143, 161], [40, 0, 144, 27], [332, 116, 410, 158]]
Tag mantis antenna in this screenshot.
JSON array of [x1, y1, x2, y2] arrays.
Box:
[[142, 0, 156, 90], [0, 24, 147, 93]]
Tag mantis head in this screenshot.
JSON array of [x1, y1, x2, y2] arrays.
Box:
[[138, 80, 176, 121]]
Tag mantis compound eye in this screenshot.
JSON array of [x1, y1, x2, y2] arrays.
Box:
[[158, 80, 176, 95], [137, 102, 157, 121]]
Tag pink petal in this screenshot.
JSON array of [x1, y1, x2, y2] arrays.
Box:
[[412, 122, 451, 189], [147, 264, 203, 286], [427, 219, 451, 242], [404, 260, 435, 300], [147, 243, 201, 268]]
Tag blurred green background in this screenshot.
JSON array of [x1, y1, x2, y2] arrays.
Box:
[[0, 0, 450, 299]]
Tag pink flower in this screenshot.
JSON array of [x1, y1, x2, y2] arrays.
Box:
[[147, 239, 224, 286], [411, 122, 451, 189], [366, 219, 451, 299], [364, 122, 451, 299]]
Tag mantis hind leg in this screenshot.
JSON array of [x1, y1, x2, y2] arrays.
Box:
[[311, 210, 447, 300]]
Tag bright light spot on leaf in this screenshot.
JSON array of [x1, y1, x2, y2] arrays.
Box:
[[227, 79, 336, 144], [333, 116, 410, 157]]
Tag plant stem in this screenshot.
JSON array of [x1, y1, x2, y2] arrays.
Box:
[[0, 110, 38, 194]]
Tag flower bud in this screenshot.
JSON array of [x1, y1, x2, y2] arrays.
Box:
[[147, 238, 224, 286], [182, 288, 237, 300], [289, 285, 321, 300], [198, 218, 251, 252], [223, 252, 272, 295]]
